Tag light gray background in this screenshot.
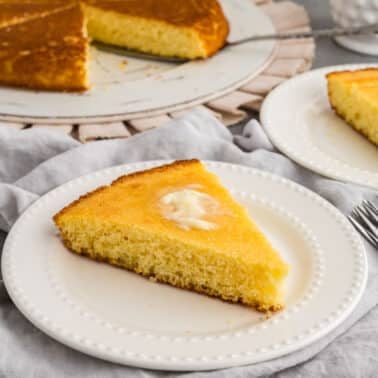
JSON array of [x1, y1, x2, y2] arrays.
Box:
[[298, 0, 377, 67]]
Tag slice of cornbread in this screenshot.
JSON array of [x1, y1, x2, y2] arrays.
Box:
[[327, 68, 378, 146], [54, 160, 289, 312], [82, 0, 229, 59], [0, 4, 89, 91]]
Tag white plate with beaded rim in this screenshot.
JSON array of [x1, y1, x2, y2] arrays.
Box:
[[1, 161, 367, 371], [0, 0, 275, 124], [260, 64, 378, 190]]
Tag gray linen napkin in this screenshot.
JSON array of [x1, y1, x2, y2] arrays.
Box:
[[0, 108, 377, 378]]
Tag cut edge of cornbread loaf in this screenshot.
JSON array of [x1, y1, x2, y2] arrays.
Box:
[[53, 160, 289, 313], [82, 0, 229, 60], [326, 68, 378, 146]]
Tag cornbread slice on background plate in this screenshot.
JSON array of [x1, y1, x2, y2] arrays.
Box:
[[82, 0, 229, 59], [0, 4, 89, 91], [327, 68, 378, 146], [54, 160, 289, 313]]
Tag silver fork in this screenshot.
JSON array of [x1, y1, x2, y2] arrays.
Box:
[[348, 200, 378, 249]]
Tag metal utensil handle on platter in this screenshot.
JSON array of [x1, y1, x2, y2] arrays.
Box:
[[228, 23, 378, 44]]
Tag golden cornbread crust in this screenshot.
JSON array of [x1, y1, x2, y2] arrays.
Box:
[[112, 159, 201, 185], [326, 67, 378, 78], [53, 160, 199, 223], [327, 68, 378, 146], [0, 4, 89, 91], [0, 2, 73, 28], [0, 0, 229, 91], [54, 160, 288, 313]]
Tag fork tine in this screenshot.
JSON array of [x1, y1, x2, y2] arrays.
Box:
[[355, 207, 378, 235], [372, 238, 378, 249], [360, 203, 378, 227], [351, 208, 362, 220], [362, 200, 378, 216], [350, 215, 378, 248], [348, 215, 378, 248], [363, 200, 378, 216]]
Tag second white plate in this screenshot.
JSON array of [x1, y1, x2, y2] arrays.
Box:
[[2, 161, 367, 371], [261, 64, 378, 190]]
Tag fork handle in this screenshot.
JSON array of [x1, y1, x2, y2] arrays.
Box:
[[228, 23, 378, 45]]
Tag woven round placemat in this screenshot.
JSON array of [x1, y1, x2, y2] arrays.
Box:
[[0, 0, 315, 142]]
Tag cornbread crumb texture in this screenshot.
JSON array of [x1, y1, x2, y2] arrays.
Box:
[[83, 0, 229, 59], [54, 160, 289, 313], [327, 68, 378, 146], [0, 0, 229, 91]]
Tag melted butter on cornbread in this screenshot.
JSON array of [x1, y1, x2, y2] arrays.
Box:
[[160, 186, 219, 231], [53, 160, 289, 313]]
